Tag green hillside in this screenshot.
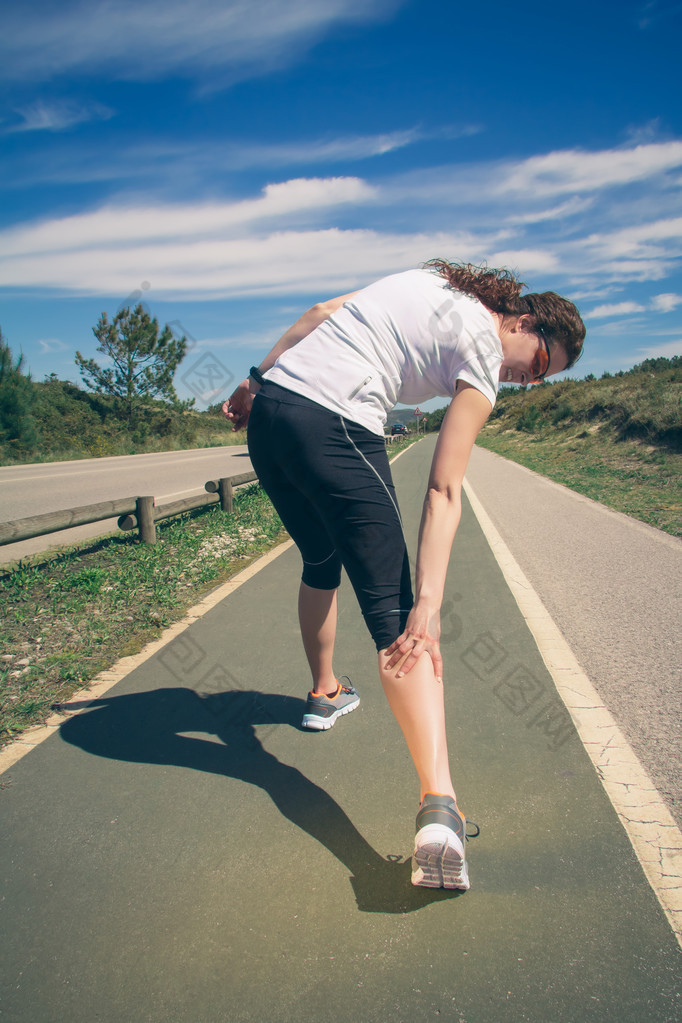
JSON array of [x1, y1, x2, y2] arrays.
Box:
[[474, 358, 681, 537], [0, 376, 244, 465]]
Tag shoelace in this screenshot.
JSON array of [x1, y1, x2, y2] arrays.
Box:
[[465, 819, 481, 840], [337, 676, 357, 696]]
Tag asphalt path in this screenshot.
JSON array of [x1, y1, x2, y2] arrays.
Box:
[[0, 445, 251, 565], [1, 436, 679, 1023], [2, 440, 679, 826], [464, 445, 682, 830]]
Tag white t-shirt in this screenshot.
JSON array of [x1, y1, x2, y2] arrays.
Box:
[[265, 268, 503, 436]]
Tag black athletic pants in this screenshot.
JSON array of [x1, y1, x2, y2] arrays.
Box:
[[247, 381, 413, 650]]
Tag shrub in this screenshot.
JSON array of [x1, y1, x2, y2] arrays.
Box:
[[516, 404, 544, 433], [551, 402, 574, 425]]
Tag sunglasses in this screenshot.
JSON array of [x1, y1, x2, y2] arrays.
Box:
[[530, 328, 551, 382]]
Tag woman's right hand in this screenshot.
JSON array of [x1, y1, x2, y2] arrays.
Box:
[[222, 378, 255, 431], [384, 603, 443, 682]]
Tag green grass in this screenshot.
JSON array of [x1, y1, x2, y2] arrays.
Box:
[[0, 434, 420, 746], [0, 483, 285, 744], [1, 376, 247, 465]]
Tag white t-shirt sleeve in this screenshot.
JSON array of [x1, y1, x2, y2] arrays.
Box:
[[447, 325, 503, 409]]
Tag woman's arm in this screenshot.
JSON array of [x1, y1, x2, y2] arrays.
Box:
[[385, 382, 492, 679], [223, 291, 358, 430]]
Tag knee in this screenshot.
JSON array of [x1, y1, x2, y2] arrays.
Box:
[[301, 552, 342, 590]]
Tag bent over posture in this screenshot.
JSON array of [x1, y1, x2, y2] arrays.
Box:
[[225, 260, 586, 890]]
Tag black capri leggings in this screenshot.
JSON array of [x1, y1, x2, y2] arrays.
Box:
[[247, 381, 413, 651]]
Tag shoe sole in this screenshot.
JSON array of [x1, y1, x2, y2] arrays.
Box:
[[411, 823, 469, 890], [301, 696, 360, 731]]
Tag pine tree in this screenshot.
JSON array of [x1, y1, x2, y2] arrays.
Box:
[[0, 329, 38, 458], [75, 305, 187, 423]]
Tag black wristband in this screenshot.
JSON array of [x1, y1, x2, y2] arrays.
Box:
[[249, 365, 266, 386]]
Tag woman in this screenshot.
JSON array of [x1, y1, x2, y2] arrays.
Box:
[[224, 259, 585, 890]]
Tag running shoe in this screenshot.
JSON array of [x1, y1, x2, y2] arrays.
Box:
[[411, 793, 478, 890], [301, 677, 360, 731]]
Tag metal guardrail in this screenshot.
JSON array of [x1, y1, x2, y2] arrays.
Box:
[[0, 471, 258, 548]]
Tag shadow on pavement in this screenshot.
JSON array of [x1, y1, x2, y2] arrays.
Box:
[[56, 686, 463, 915]]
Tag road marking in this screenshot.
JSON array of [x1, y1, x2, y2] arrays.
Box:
[[158, 488, 208, 500], [1, 470, 106, 482], [463, 476, 682, 948]]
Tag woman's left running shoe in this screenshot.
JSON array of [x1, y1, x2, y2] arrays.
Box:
[[301, 677, 360, 731], [411, 793, 478, 890]]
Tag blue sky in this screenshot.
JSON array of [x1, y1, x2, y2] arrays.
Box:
[[1, 0, 681, 408]]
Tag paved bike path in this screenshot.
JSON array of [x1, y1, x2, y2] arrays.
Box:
[[1, 438, 679, 1023]]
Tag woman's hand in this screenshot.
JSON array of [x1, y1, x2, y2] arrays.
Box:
[[222, 378, 255, 431], [384, 603, 443, 682]]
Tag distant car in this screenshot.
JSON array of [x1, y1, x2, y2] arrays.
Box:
[[391, 422, 408, 436]]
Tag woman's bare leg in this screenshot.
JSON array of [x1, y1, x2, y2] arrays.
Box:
[[298, 582, 339, 696], [378, 649, 455, 802]]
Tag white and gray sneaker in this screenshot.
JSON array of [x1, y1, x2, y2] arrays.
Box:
[[411, 793, 479, 890], [301, 677, 360, 731]]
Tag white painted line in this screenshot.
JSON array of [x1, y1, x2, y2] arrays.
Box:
[[463, 476, 682, 948], [158, 488, 208, 500]]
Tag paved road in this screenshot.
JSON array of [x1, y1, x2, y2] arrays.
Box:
[[0, 437, 679, 1023], [3, 440, 679, 829], [465, 445, 682, 830], [0, 446, 250, 565]]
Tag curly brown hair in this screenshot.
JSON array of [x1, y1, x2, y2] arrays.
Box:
[[425, 258, 585, 369]]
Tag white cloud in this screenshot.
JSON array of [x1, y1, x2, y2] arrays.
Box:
[[587, 293, 682, 320], [2, 138, 682, 301], [506, 197, 595, 225], [38, 337, 70, 353], [634, 338, 682, 359], [587, 301, 647, 318], [569, 285, 627, 302], [587, 317, 649, 337], [0, 172, 522, 300], [494, 142, 682, 198], [392, 141, 682, 210], [0, 178, 376, 256], [486, 249, 559, 273], [0, 224, 495, 299], [552, 216, 682, 285], [1, 0, 403, 85], [651, 292, 682, 312], [215, 125, 482, 170], [5, 99, 114, 133], [225, 129, 425, 169], [593, 217, 682, 256]]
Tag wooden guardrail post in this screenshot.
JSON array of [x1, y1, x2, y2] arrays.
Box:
[[219, 477, 234, 514], [136, 496, 156, 544]]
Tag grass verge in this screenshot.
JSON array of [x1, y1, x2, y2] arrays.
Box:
[[0, 484, 285, 747], [0, 435, 419, 747]]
